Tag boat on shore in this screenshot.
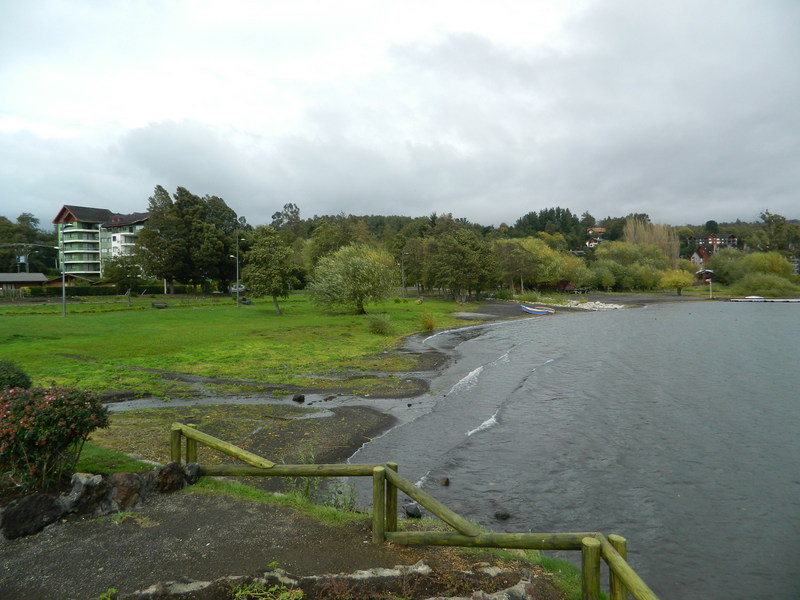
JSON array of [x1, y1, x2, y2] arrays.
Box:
[[520, 304, 555, 315]]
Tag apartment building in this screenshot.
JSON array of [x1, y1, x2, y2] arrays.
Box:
[[52, 205, 149, 278]]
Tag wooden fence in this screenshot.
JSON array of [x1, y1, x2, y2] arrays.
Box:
[[170, 422, 659, 600]]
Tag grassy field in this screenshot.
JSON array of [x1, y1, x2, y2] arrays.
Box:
[[0, 293, 481, 398]]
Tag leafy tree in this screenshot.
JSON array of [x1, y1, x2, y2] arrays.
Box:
[[660, 269, 695, 295], [102, 255, 146, 294], [704, 220, 720, 234], [425, 229, 494, 301], [0, 213, 57, 273], [307, 213, 372, 265], [601, 213, 650, 241], [623, 218, 679, 267], [310, 244, 396, 314], [135, 185, 243, 292], [511, 207, 583, 247], [494, 239, 533, 291], [241, 226, 297, 315], [741, 251, 795, 279], [706, 248, 746, 285]]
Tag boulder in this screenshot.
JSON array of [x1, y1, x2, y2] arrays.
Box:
[[292, 394, 305, 403], [402, 502, 422, 519], [154, 461, 188, 494], [60, 473, 114, 516], [184, 462, 201, 485], [109, 472, 142, 509], [1, 493, 64, 539]]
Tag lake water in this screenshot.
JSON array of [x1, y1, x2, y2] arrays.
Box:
[[352, 302, 800, 599]]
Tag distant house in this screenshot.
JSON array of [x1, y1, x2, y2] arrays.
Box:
[[690, 247, 713, 267], [687, 234, 738, 266], [585, 227, 606, 248], [52, 205, 149, 279], [0, 272, 48, 294], [688, 234, 738, 251]]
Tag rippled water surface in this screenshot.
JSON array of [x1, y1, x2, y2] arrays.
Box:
[[353, 302, 800, 599]]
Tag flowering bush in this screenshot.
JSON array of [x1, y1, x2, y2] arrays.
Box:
[[0, 387, 109, 490]]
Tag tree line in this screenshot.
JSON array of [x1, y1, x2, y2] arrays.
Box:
[[2, 188, 799, 312]]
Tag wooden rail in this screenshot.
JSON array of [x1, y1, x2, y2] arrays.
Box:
[[169, 422, 659, 600]]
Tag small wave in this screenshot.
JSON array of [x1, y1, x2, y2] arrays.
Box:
[[415, 470, 431, 487], [466, 409, 499, 436], [448, 365, 483, 395]]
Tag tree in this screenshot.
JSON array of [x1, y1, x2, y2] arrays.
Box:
[[307, 213, 372, 265], [102, 255, 146, 295], [623, 217, 679, 268], [425, 229, 494, 301], [135, 185, 243, 292], [310, 244, 396, 314], [241, 226, 296, 315], [660, 269, 695, 295]]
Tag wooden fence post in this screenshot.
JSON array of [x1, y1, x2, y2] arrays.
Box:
[[386, 462, 398, 532], [184, 424, 198, 463], [170, 427, 182, 463], [609, 534, 628, 600], [582, 536, 601, 600], [372, 466, 386, 543]]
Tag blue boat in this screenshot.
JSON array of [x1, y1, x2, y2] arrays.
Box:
[[520, 304, 554, 315]]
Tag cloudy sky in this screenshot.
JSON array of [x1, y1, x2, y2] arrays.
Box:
[[1, 0, 798, 231]]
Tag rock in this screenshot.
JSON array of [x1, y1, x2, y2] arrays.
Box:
[[438, 477, 450, 486], [184, 462, 201, 485], [0, 493, 64, 539], [402, 502, 422, 519], [494, 509, 511, 521], [154, 461, 188, 494], [109, 472, 142, 509], [292, 394, 305, 403], [60, 473, 113, 516]]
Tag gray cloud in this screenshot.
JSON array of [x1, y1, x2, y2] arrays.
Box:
[[2, 0, 798, 229]]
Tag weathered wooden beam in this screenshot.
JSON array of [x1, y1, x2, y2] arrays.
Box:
[[198, 463, 378, 477], [171, 423, 275, 469], [372, 467, 386, 543], [170, 428, 182, 463], [608, 534, 628, 600], [599, 535, 660, 600], [384, 531, 593, 550], [386, 462, 398, 532], [582, 536, 601, 600], [384, 467, 482, 537]]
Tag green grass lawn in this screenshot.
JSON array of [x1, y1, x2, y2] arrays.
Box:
[[0, 293, 481, 397]]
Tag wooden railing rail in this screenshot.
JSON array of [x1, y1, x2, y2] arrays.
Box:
[[168, 422, 659, 600]]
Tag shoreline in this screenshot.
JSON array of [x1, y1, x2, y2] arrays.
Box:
[[101, 294, 712, 467]]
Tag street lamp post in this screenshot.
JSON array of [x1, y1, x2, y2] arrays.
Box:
[[231, 236, 245, 307], [400, 252, 409, 298]]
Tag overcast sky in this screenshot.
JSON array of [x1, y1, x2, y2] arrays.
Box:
[[1, 0, 798, 231]]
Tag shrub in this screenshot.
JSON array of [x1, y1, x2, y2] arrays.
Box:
[[420, 312, 435, 331], [0, 360, 32, 390], [366, 313, 394, 336], [0, 387, 110, 490], [732, 273, 800, 297], [490, 288, 515, 300]]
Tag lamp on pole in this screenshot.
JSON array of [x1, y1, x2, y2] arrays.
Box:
[[400, 252, 409, 298], [231, 236, 246, 307]]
